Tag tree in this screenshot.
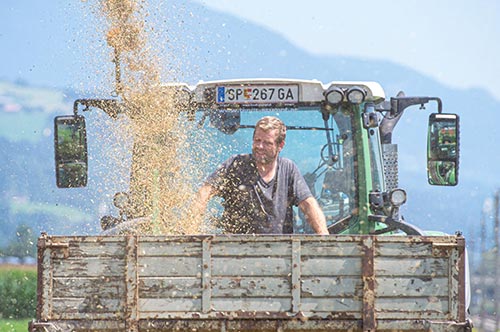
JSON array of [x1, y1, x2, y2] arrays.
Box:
[[2, 224, 37, 258]]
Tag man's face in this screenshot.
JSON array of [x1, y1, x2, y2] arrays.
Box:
[[252, 128, 284, 165]]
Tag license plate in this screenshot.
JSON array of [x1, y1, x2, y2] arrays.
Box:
[[216, 85, 299, 104]]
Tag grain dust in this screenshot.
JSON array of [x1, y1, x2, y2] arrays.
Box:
[[97, 0, 206, 234]]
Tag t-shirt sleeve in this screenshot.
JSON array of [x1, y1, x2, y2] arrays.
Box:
[[204, 155, 237, 194], [287, 160, 313, 206]]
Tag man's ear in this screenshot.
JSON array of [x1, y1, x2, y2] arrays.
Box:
[[278, 140, 285, 152]]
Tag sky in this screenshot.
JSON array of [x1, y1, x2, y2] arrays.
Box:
[[1, 0, 499, 101], [194, 0, 500, 101]]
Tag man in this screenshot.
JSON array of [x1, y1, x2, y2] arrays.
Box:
[[194, 116, 329, 235]]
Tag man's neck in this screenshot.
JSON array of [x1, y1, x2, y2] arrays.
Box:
[[256, 159, 278, 183]]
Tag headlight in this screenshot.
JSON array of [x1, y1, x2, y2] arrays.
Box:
[[347, 86, 366, 104], [389, 189, 407, 207], [325, 87, 344, 105]]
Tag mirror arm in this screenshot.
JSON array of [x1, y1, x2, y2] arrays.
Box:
[[73, 99, 125, 118], [390, 96, 443, 117]]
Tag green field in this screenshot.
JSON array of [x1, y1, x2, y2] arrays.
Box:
[[0, 319, 31, 332]]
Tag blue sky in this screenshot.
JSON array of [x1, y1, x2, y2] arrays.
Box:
[[195, 0, 500, 101], [1, 0, 499, 101]]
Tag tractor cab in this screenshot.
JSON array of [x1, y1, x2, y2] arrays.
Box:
[[54, 79, 459, 235]]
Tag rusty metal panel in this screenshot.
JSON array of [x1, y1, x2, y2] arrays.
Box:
[[67, 239, 126, 257], [376, 296, 450, 313], [211, 276, 291, 297], [140, 277, 201, 298], [37, 235, 53, 320], [41, 236, 128, 321], [51, 299, 123, 320], [52, 256, 125, 277], [125, 235, 138, 332], [301, 256, 362, 276], [376, 256, 449, 276], [138, 239, 203, 256], [376, 240, 436, 257], [52, 276, 125, 298], [302, 276, 361, 297], [291, 239, 301, 313], [361, 236, 376, 331], [300, 239, 362, 256], [450, 236, 463, 322], [212, 256, 290, 276], [373, 236, 462, 322], [201, 238, 211, 313], [139, 256, 202, 276], [211, 297, 292, 312], [208, 237, 295, 314], [300, 297, 362, 313], [376, 276, 449, 297], [139, 298, 202, 312], [211, 238, 292, 256], [32, 234, 468, 331]]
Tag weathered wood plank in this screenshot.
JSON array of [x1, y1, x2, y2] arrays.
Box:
[[301, 276, 361, 297], [376, 241, 434, 257], [211, 297, 291, 312], [67, 241, 126, 257], [139, 256, 201, 277], [125, 235, 138, 332], [300, 297, 362, 312], [375, 296, 449, 313], [201, 238, 211, 313], [301, 256, 361, 276], [38, 243, 53, 320], [51, 298, 124, 318], [375, 310, 452, 320], [211, 277, 291, 297], [139, 277, 202, 298], [300, 241, 361, 256], [52, 277, 125, 298], [211, 257, 290, 276], [449, 244, 462, 320], [376, 276, 449, 297], [138, 241, 202, 257], [211, 241, 292, 256], [139, 298, 202, 312], [52, 257, 125, 277], [376, 256, 449, 277]]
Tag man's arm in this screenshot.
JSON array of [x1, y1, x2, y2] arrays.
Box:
[[298, 196, 329, 235], [190, 184, 214, 222]]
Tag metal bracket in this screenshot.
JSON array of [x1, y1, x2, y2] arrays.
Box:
[[73, 99, 125, 118]]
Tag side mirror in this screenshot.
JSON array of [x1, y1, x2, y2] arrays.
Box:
[[54, 115, 88, 188], [427, 113, 459, 186]]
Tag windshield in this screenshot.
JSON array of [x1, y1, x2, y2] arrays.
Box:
[[181, 107, 356, 233]]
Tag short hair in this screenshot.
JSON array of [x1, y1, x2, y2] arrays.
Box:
[[254, 116, 286, 145]]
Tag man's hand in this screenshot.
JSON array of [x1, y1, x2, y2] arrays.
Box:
[[298, 196, 329, 235], [188, 184, 213, 228]]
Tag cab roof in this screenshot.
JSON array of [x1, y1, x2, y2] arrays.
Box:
[[163, 79, 386, 106]]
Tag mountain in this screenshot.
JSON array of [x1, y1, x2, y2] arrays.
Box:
[[0, 0, 499, 246]]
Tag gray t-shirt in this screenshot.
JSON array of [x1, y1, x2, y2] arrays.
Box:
[[206, 154, 312, 234]]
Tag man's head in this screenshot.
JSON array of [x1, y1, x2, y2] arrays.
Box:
[[254, 116, 287, 145], [252, 116, 286, 165]]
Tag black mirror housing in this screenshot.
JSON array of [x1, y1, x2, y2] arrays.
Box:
[[427, 113, 459, 186], [54, 115, 88, 188]]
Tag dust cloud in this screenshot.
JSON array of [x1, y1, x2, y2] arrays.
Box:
[[96, 0, 206, 234]]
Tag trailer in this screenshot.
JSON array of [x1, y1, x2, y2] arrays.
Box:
[[30, 233, 470, 332]]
